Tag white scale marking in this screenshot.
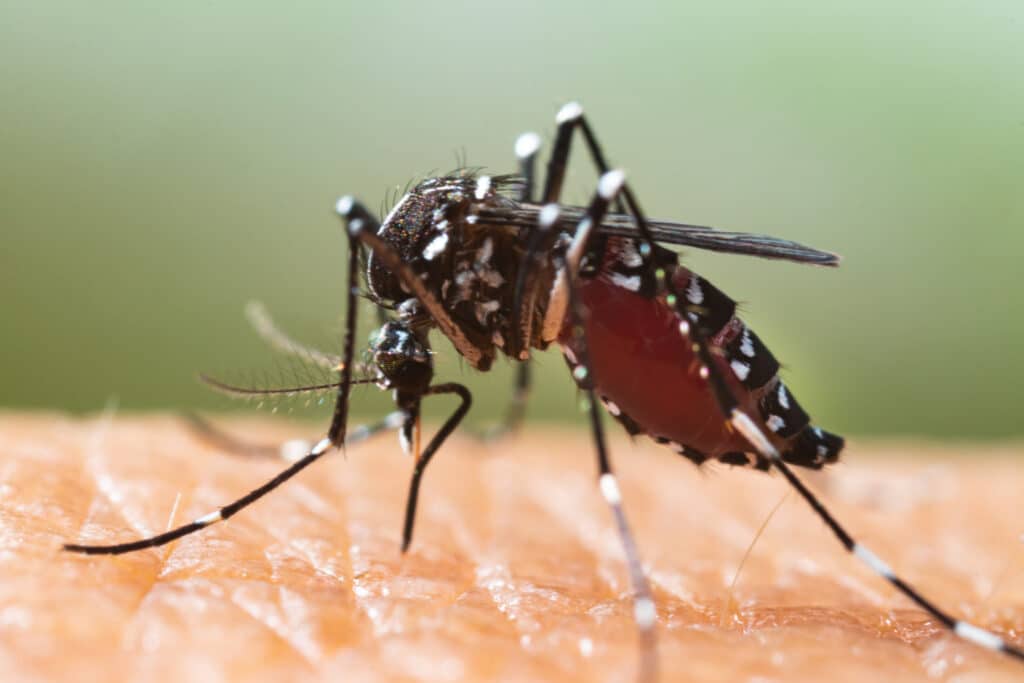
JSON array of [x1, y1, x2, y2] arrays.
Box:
[[777, 383, 790, 410], [730, 360, 751, 381], [634, 598, 657, 630], [954, 621, 1004, 651], [686, 276, 704, 305], [852, 544, 895, 580], [474, 176, 491, 200], [515, 132, 542, 159], [335, 195, 354, 216], [477, 237, 494, 264], [731, 411, 780, 460], [609, 272, 641, 291], [398, 427, 412, 456], [739, 328, 755, 357], [539, 203, 560, 227], [423, 232, 449, 260], [557, 101, 584, 123], [598, 170, 626, 199], [196, 510, 222, 526], [599, 473, 622, 505]]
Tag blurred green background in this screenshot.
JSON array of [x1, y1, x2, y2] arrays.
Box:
[[2, 1, 1022, 438]]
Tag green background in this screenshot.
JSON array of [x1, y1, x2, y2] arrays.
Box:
[[3, 2, 1022, 438]]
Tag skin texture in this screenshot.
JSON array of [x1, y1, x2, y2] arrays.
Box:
[[2, 413, 1023, 683]]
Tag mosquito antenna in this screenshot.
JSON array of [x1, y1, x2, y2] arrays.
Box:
[[199, 373, 377, 399], [245, 300, 340, 370]]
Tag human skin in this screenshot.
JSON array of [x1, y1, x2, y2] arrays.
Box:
[[1, 414, 1022, 683]]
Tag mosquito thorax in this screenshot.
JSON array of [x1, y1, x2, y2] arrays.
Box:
[[366, 173, 553, 372], [366, 175, 480, 304]]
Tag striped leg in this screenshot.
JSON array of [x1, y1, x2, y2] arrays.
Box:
[[585, 187, 1024, 662], [547, 177, 658, 682], [545, 117, 1024, 661], [63, 413, 404, 555], [65, 202, 388, 556], [183, 410, 402, 462], [680, 316, 1023, 661], [511, 103, 646, 355]]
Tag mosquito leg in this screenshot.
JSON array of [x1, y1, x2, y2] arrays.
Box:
[[181, 412, 278, 458], [506, 130, 544, 362], [183, 411, 403, 462], [244, 300, 341, 371], [679, 310, 1023, 660], [65, 208, 379, 554], [400, 383, 472, 552], [515, 131, 542, 204], [61, 410, 410, 555], [63, 436, 336, 554], [511, 102, 629, 353], [577, 156, 1024, 662], [547, 181, 658, 680]]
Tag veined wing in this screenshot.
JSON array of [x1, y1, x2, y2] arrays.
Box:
[[479, 203, 840, 267]]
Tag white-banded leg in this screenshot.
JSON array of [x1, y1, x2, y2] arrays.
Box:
[[512, 103, 646, 355], [541, 102, 626, 211], [546, 178, 659, 682], [183, 410, 403, 463], [65, 201, 392, 555], [62, 412, 404, 555], [628, 225, 1024, 661]]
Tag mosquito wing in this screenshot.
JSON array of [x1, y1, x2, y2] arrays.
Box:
[[480, 203, 840, 267], [599, 212, 840, 266]]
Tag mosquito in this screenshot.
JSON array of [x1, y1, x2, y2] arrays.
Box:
[[64, 102, 1023, 680]]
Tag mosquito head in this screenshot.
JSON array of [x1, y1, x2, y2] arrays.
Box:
[[371, 320, 433, 395]]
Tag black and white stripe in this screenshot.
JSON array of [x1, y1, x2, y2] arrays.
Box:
[[63, 414, 405, 555], [676, 313, 1023, 662], [724, 324, 779, 390], [681, 273, 736, 339]]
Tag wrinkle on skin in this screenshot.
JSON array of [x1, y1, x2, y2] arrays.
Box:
[[3, 416, 1023, 683]]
